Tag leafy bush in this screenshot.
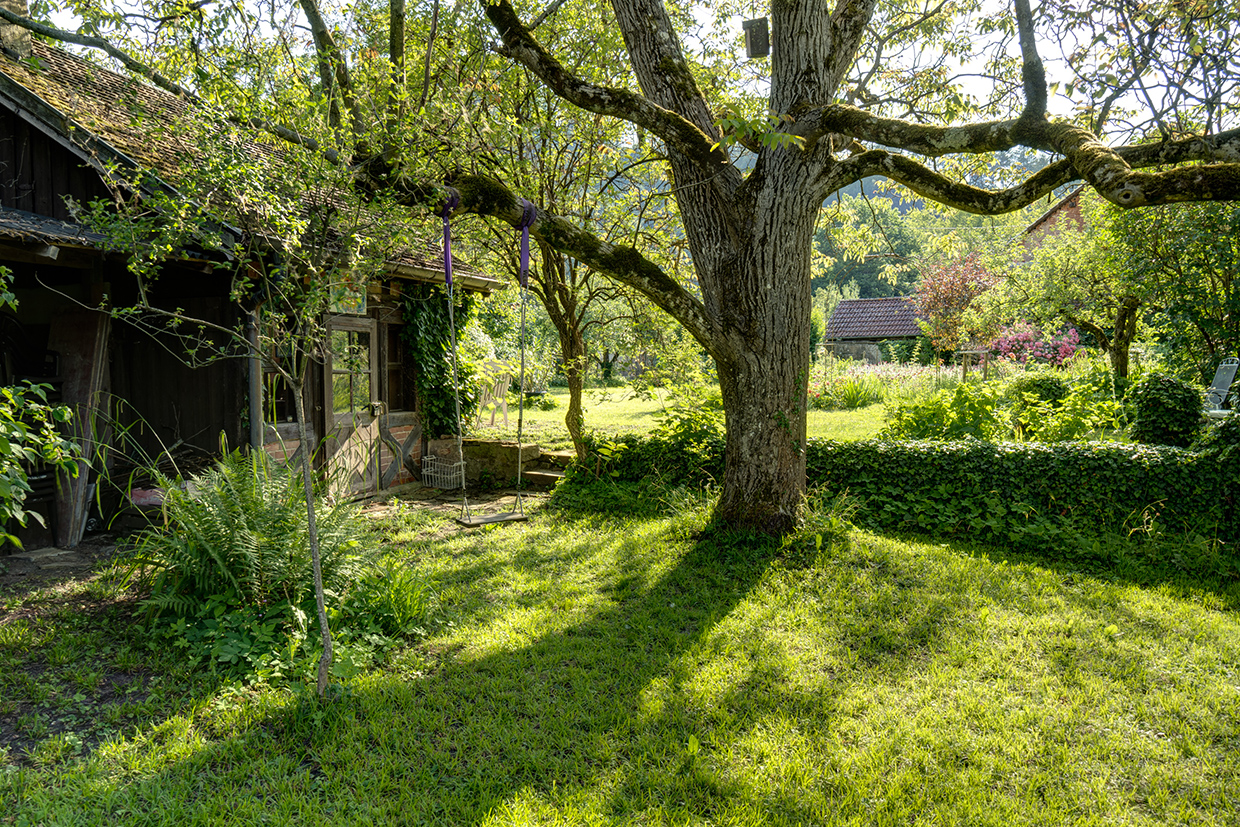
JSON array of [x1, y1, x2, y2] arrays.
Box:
[[1127, 373, 1205, 448], [1194, 416, 1240, 456], [125, 449, 432, 678], [805, 438, 1238, 561], [1, 383, 80, 546], [1004, 370, 1122, 442], [583, 386, 725, 487], [1004, 373, 1070, 407], [128, 449, 363, 620], [880, 382, 1003, 440]]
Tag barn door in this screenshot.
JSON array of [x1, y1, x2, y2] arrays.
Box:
[[324, 316, 379, 497]]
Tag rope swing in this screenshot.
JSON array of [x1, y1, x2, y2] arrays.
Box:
[[428, 189, 535, 527]]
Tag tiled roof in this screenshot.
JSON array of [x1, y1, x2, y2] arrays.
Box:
[[0, 42, 499, 291], [825, 296, 922, 340]]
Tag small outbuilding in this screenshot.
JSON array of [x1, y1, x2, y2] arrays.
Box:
[[823, 296, 922, 363]]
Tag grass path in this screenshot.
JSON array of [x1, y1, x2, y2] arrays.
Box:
[[473, 386, 885, 447], [3, 484, 1239, 824]]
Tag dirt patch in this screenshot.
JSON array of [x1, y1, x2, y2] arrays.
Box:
[[0, 662, 153, 765], [0, 533, 130, 602]]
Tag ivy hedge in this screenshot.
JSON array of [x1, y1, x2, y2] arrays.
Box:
[[585, 429, 1238, 563], [805, 438, 1237, 553]]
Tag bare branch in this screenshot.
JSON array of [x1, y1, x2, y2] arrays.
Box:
[[296, 0, 364, 146], [0, 8, 342, 165], [0, 5, 193, 98], [529, 0, 570, 31], [1012, 0, 1046, 120], [483, 0, 728, 177]]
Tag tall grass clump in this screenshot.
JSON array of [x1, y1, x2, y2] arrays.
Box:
[[808, 357, 971, 411]]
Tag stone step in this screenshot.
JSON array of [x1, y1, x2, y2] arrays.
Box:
[[521, 469, 565, 487], [540, 450, 577, 469]]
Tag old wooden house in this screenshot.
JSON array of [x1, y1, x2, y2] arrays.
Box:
[[0, 26, 498, 549]]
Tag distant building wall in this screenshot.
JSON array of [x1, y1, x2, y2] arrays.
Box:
[[826, 341, 883, 364]]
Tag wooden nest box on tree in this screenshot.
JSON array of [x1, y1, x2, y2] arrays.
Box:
[[742, 18, 769, 59]]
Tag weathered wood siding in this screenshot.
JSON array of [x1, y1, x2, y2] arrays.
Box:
[[0, 106, 110, 218]]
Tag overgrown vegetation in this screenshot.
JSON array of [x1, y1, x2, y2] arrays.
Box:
[[401, 284, 480, 438], [881, 362, 1123, 443], [0, 269, 81, 547], [123, 450, 435, 681], [1127, 373, 1206, 448]]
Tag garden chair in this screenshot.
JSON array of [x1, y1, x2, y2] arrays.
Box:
[[474, 360, 511, 429], [1204, 357, 1238, 418]]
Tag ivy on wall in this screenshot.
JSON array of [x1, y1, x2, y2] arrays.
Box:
[[400, 285, 479, 438]]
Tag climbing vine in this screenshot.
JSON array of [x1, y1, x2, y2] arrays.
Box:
[[400, 285, 479, 438]]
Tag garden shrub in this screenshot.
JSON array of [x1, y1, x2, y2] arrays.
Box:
[[1005, 370, 1122, 442], [880, 382, 1003, 440], [1194, 415, 1240, 456], [125, 449, 432, 678], [1004, 373, 1070, 407], [805, 438, 1237, 562], [582, 384, 725, 486], [991, 323, 1081, 366], [1127, 373, 1205, 447], [579, 428, 1236, 573], [128, 449, 364, 619]]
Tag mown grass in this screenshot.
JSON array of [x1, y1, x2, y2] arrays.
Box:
[[474, 386, 885, 448], [3, 482, 1239, 825]]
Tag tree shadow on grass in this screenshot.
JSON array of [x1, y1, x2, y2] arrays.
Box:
[[8, 484, 967, 823], [873, 523, 1240, 612]]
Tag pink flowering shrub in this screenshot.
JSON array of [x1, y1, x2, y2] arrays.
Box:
[[991, 323, 1080, 367]]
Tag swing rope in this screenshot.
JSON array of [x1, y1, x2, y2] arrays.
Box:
[[437, 190, 473, 522], [512, 198, 538, 516], [437, 190, 537, 524]]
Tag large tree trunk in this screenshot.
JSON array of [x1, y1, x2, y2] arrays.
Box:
[[708, 180, 818, 533], [562, 334, 587, 462]]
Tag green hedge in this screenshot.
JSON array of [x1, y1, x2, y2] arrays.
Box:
[[805, 438, 1236, 552], [582, 431, 1237, 555]]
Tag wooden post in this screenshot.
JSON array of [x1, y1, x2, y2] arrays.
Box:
[[47, 308, 110, 548]]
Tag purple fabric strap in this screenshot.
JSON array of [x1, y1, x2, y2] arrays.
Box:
[[437, 190, 460, 287], [518, 199, 537, 289]]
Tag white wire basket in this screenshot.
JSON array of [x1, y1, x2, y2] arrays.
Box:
[[421, 455, 466, 490]]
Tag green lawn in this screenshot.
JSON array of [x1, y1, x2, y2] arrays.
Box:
[[473, 386, 885, 447], [4, 483, 1239, 825]]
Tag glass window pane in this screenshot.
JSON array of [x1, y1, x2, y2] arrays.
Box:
[[333, 373, 353, 415]]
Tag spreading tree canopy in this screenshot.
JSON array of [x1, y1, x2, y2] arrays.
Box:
[[4, 0, 1239, 534]]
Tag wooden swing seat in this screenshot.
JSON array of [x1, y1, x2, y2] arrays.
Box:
[[456, 511, 528, 527]]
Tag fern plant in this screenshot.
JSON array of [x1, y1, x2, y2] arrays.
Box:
[[127, 449, 363, 622]]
